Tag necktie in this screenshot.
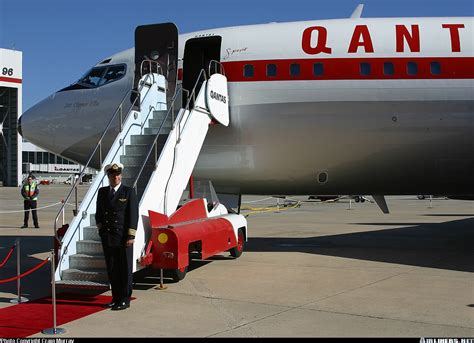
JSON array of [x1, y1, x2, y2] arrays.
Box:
[[110, 188, 115, 200]]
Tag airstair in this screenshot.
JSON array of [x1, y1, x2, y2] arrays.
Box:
[[54, 57, 230, 289]]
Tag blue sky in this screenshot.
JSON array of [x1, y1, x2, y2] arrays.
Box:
[[1, 0, 473, 110]]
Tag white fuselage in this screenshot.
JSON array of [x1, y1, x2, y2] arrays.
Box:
[[19, 17, 474, 196]]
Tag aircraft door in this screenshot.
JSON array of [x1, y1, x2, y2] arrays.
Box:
[[135, 23, 179, 103], [182, 36, 222, 106]]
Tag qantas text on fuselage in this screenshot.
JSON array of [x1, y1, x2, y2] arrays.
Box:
[[302, 24, 465, 54]]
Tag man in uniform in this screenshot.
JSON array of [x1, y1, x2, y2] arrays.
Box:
[[95, 162, 138, 311], [21, 174, 40, 228]]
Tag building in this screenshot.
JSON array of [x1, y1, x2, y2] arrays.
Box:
[[1, 48, 95, 186], [0, 48, 22, 186], [22, 140, 93, 176]]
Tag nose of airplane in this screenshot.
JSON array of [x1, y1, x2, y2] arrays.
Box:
[[18, 95, 60, 154], [18, 101, 41, 142]]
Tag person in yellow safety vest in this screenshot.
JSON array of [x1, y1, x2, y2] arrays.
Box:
[[21, 175, 40, 228]]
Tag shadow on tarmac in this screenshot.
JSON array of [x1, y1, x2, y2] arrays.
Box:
[[245, 217, 474, 273], [1, 216, 472, 301]]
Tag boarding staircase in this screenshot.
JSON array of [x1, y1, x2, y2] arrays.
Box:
[[54, 61, 230, 289]]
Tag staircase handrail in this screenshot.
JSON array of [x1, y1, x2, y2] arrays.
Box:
[[183, 68, 208, 112], [140, 60, 163, 78], [53, 71, 161, 242], [131, 84, 188, 190], [208, 60, 225, 77]]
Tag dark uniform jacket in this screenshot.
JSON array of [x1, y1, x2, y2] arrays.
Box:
[[95, 184, 138, 247]]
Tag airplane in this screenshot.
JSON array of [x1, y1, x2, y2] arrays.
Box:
[[18, 6, 474, 214]]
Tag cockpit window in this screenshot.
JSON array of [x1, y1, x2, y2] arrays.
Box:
[[78, 67, 107, 87], [58, 64, 126, 92], [98, 65, 126, 86]]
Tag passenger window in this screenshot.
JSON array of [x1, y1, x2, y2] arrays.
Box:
[[244, 64, 254, 77], [430, 62, 441, 75], [290, 63, 300, 76], [384, 62, 394, 76], [360, 62, 371, 76], [407, 62, 418, 75], [99, 65, 126, 86], [313, 63, 324, 77], [267, 64, 277, 77]]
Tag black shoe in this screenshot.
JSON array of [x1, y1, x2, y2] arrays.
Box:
[[34, 225, 40, 228], [111, 301, 130, 311], [21, 225, 28, 229], [102, 301, 116, 308]]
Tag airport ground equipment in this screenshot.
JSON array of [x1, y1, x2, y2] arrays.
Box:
[[53, 41, 246, 289], [141, 193, 247, 282]]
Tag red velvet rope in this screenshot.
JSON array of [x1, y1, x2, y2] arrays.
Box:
[[0, 258, 49, 284], [0, 245, 15, 269]]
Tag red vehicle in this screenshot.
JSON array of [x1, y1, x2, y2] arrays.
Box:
[[140, 198, 247, 281]]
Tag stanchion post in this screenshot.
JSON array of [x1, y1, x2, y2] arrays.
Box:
[[61, 199, 65, 226], [156, 268, 167, 290], [74, 185, 78, 215], [429, 195, 433, 209], [10, 238, 29, 304], [42, 249, 66, 335], [275, 198, 280, 213], [348, 198, 353, 210]]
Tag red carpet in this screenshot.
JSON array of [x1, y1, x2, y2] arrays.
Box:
[[0, 293, 113, 337]]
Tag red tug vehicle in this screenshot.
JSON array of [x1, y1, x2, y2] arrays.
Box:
[[139, 197, 247, 281]]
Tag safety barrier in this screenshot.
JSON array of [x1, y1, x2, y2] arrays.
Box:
[[0, 200, 77, 214], [0, 201, 63, 214], [0, 244, 15, 268], [0, 240, 66, 335], [0, 258, 49, 284]]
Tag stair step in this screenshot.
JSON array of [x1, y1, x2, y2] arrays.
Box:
[[56, 280, 110, 290], [144, 127, 173, 135], [152, 110, 169, 121], [69, 253, 106, 269], [148, 118, 172, 129], [61, 268, 109, 283], [83, 225, 100, 241], [122, 177, 148, 189], [121, 165, 155, 179], [125, 144, 151, 156], [125, 135, 168, 156], [131, 134, 157, 145], [120, 155, 156, 166], [76, 240, 103, 255], [89, 214, 96, 226]]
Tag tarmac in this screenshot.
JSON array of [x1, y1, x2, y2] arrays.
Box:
[[0, 184, 473, 337]]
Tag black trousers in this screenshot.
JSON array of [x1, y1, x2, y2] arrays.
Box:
[[23, 200, 38, 227], [100, 235, 133, 303]]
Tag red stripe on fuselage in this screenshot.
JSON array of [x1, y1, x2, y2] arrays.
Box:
[[220, 57, 474, 81], [0, 76, 22, 84]]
